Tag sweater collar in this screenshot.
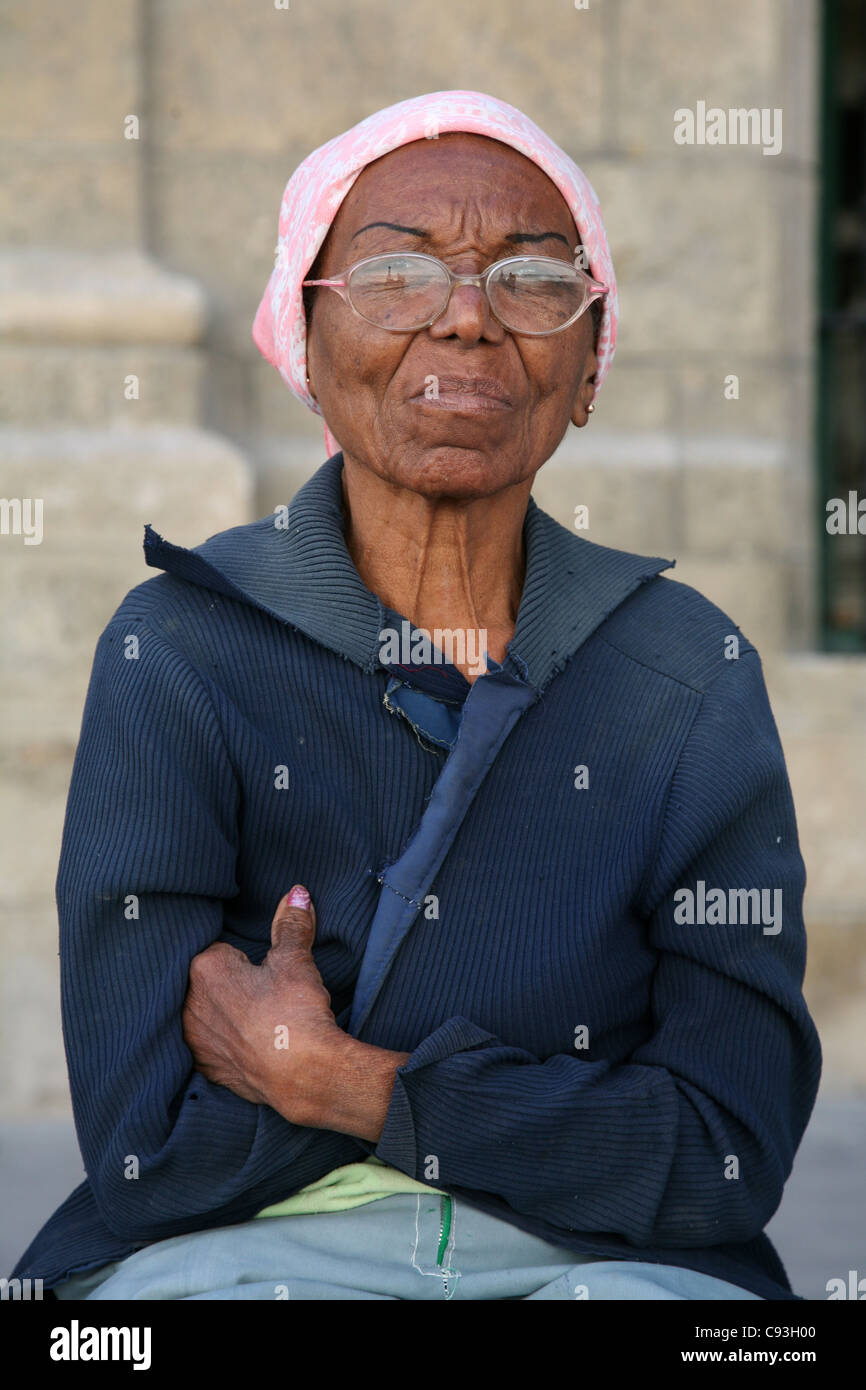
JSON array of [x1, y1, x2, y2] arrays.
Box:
[[143, 452, 674, 693]]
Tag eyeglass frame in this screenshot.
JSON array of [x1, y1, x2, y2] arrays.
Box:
[[302, 251, 608, 337]]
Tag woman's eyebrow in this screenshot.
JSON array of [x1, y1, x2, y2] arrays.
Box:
[[351, 222, 571, 248], [505, 230, 571, 247], [352, 221, 427, 241]]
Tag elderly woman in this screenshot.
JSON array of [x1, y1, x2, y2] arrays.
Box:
[[16, 91, 821, 1302]]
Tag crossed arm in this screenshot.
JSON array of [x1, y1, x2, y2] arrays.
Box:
[[181, 884, 410, 1144], [60, 616, 821, 1249]]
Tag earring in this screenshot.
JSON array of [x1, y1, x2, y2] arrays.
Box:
[[587, 403, 595, 413]]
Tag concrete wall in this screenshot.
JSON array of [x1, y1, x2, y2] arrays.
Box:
[[2, 0, 864, 1117]]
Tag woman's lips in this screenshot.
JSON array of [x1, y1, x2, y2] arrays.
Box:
[[409, 376, 514, 414]]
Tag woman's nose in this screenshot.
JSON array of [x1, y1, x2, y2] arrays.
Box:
[[428, 281, 505, 343]]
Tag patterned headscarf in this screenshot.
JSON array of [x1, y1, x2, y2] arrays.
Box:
[[253, 90, 618, 456]]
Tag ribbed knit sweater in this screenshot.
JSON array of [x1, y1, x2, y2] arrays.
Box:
[[13, 453, 822, 1299]]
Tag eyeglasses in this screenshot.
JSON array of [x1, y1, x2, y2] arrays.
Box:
[[302, 252, 607, 337]]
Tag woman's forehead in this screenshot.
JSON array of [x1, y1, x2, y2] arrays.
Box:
[[327, 132, 579, 251]]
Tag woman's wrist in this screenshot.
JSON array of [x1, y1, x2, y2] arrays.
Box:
[[268, 1026, 411, 1143]]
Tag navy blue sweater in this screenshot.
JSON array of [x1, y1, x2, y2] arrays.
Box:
[[14, 453, 821, 1299]]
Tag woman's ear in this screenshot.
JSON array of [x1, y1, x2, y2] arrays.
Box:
[[305, 333, 318, 402], [571, 346, 599, 428]]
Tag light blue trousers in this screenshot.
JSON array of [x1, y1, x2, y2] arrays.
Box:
[[53, 1193, 764, 1301]]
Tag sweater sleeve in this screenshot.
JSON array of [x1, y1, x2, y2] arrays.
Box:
[[58, 617, 366, 1243], [372, 649, 823, 1249]]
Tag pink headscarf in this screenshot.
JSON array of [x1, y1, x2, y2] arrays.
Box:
[[253, 90, 618, 457]]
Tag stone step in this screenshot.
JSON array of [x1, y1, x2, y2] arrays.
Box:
[[0, 343, 206, 427], [0, 248, 205, 344], [0, 425, 254, 746], [0, 248, 208, 426]]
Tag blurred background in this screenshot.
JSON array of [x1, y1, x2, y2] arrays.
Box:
[[1, 0, 864, 1297]]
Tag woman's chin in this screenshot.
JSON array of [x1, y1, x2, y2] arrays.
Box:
[[380, 444, 529, 501]]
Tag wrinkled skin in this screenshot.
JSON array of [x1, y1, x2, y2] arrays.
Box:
[[306, 131, 598, 502]]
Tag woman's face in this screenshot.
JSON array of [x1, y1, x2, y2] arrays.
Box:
[[305, 132, 599, 502]]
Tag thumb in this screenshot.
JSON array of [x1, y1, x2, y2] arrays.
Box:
[[270, 884, 317, 954]]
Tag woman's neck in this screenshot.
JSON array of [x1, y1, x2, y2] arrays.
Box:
[[340, 454, 529, 683]]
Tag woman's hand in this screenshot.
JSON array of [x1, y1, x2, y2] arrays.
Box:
[[182, 886, 340, 1114], [182, 886, 410, 1141]]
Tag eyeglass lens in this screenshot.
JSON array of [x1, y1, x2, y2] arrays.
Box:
[[347, 255, 587, 333]]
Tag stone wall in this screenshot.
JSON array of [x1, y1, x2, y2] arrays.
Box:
[[2, 0, 864, 1115]]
